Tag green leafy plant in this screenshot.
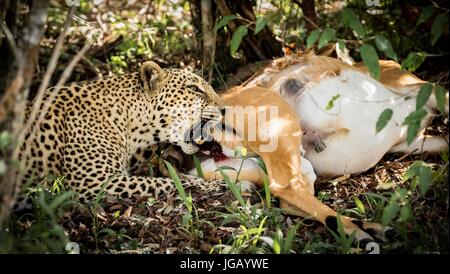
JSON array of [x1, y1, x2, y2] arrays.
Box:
[[342, 8, 365, 39], [434, 85, 447, 113], [1, 180, 77, 253], [374, 35, 397, 61], [380, 160, 437, 231], [90, 177, 113, 251], [360, 44, 380, 79], [254, 17, 267, 34], [306, 29, 320, 48], [165, 160, 206, 241], [375, 108, 393, 133], [317, 28, 336, 50], [431, 13, 448, 45], [192, 155, 204, 179], [261, 224, 300, 254], [325, 94, 341, 111], [325, 213, 356, 254], [401, 52, 427, 72], [214, 15, 238, 32]]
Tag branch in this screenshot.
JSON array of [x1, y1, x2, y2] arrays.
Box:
[[214, 0, 237, 31], [292, 0, 320, 30], [0, 0, 49, 229], [214, 0, 267, 59], [0, 20, 19, 60], [10, 41, 92, 215], [21, 5, 76, 130], [13, 42, 91, 161], [40, 5, 77, 88], [0, 0, 49, 121]]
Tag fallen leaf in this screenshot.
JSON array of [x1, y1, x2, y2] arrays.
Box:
[[124, 206, 133, 218], [376, 181, 396, 190]]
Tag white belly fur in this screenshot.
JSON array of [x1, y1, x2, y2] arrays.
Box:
[[286, 69, 419, 175], [188, 154, 317, 191]]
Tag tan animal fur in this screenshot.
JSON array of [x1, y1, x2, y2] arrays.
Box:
[[209, 87, 388, 243]]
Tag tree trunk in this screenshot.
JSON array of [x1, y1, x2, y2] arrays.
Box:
[[232, 0, 282, 58], [188, 0, 282, 88], [201, 0, 216, 83], [188, 0, 202, 52], [0, 0, 49, 121], [0, 0, 49, 230], [0, 0, 18, 95], [293, 0, 318, 31]]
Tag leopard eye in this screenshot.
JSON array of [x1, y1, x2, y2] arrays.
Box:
[[187, 85, 204, 95]]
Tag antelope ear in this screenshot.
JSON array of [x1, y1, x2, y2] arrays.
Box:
[[140, 61, 165, 92]]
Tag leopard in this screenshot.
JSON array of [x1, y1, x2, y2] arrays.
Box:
[[14, 61, 227, 210]]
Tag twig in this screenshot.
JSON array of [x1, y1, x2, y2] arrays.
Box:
[[423, 52, 450, 57], [234, 16, 253, 25], [10, 5, 92, 208], [0, 22, 28, 119], [395, 149, 417, 162], [214, 0, 267, 59], [244, 37, 267, 59], [291, 0, 320, 30], [431, 0, 450, 12], [10, 41, 91, 212], [213, 62, 227, 90], [0, 20, 19, 60], [0, 0, 50, 230], [341, 36, 376, 44], [81, 55, 103, 77], [23, 6, 76, 133], [303, 15, 320, 30], [12, 42, 91, 162]]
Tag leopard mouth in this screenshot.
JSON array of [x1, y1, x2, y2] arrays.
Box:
[[196, 139, 228, 162], [183, 120, 233, 161], [183, 119, 213, 150], [195, 121, 238, 162]]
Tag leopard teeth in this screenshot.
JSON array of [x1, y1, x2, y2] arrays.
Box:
[[194, 138, 205, 145]]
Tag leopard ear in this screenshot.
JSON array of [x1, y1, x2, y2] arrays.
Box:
[[140, 61, 166, 92]]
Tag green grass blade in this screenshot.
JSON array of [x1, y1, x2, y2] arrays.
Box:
[[192, 155, 204, 179], [262, 172, 271, 209], [353, 196, 366, 215], [48, 191, 77, 211], [283, 224, 299, 254], [164, 160, 187, 202], [94, 175, 115, 205], [218, 166, 246, 207]]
